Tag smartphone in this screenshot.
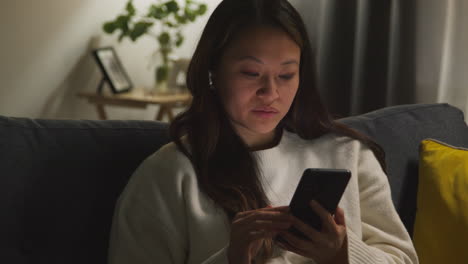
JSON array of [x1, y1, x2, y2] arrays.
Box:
[[276, 168, 351, 241]]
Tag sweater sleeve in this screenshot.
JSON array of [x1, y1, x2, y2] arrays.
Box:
[[107, 146, 231, 264], [347, 145, 419, 264]]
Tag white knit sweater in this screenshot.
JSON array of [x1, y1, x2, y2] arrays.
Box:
[[108, 130, 418, 264]]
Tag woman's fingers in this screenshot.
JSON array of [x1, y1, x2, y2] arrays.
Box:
[[273, 205, 348, 264], [232, 206, 294, 237], [309, 200, 336, 232], [234, 205, 290, 221], [248, 220, 292, 232], [277, 229, 321, 256], [289, 215, 322, 240], [276, 236, 310, 257], [237, 205, 289, 215], [236, 209, 293, 225], [247, 229, 276, 241], [229, 206, 294, 264], [264, 205, 290, 211], [334, 207, 346, 226], [278, 229, 306, 246]]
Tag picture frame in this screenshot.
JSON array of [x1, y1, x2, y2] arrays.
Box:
[[167, 58, 190, 91], [92, 47, 133, 94]]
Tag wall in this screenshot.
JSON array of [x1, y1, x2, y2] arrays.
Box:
[[0, 0, 221, 120]]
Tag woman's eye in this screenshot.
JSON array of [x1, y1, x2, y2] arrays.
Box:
[[280, 74, 295, 80], [241, 71, 259, 77]]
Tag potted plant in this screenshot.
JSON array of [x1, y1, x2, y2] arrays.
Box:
[[102, 0, 208, 93]]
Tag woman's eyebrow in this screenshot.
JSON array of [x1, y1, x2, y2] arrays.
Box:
[[236, 55, 299, 65], [281, 59, 299, 66]]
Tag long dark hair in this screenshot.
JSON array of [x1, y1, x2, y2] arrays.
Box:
[[170, 0, 386, 262]]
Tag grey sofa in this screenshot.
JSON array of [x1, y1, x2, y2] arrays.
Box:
[[1, 103, 467, 264]]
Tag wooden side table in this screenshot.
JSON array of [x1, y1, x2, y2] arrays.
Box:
[[77, 88, 192, 122]]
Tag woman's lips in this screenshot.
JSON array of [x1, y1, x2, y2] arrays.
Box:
[[252, 107, 279, 118], [252, 106, 279, 113]]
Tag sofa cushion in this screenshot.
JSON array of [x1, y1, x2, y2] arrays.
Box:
[[340, 103, 468, 237], [413, 139, 468, 263], [0, 117, 169, 264]]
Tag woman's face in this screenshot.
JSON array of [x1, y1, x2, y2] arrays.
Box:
[[215, 25, 301, 148]]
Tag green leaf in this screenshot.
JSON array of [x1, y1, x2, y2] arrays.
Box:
[[165, 21, 176, 28], [126, 0, 136, 16], [115, 15, 130, 32], [197, 4, 207, 15], [175, 14, 187, 24], [175, 31, 184, 47], [103, 21, 117, 33], [187, 12, 196, 22], [130, 21, 153, 41], [158, 32, 171, 45], [148, 5, 168, 19], [184, 8, 197, 22], [165, 1, 179, 13]]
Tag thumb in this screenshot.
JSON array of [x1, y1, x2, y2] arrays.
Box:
[[334, 207, 346, 226]]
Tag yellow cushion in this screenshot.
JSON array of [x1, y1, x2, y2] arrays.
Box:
[[414, 139, 468, 263]]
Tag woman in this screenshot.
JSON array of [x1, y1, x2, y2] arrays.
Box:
[[108, 0, 418, 263]]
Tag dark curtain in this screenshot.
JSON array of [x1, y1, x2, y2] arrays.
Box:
[[303, 0, 417, 118]]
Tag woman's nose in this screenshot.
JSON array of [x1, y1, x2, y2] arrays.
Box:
[[256, 76, 279, 101]]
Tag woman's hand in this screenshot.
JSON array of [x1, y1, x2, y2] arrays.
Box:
[[227, 205, 293, 264], [275, 201, 348, 264]]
